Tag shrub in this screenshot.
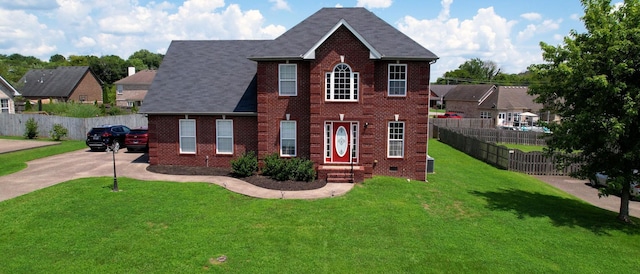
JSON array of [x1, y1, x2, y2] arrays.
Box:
[[50, 124, 68, 141], [24, 118, 38, 139], [230, 151, 258, 177], [291, 158, 316, 182], [261, 153, 316, 182], [261, 153, 282, 177]]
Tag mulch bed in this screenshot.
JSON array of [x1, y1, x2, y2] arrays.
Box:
[[146, 165, 327, 191]]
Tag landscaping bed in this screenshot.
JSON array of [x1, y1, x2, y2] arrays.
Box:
[[146, 165, 327, 191]]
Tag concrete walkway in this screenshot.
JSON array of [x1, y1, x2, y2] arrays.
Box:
[[0, 149, 353, 202], [0, 139, 60, 154]]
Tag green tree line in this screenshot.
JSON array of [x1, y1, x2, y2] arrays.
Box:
[[0, 50, 163, 104]]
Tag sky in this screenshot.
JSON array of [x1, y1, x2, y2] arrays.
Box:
[[0, 0, 597, 78]]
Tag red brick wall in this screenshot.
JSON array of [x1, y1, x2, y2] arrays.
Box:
[[257, 61, 311, 160], [257, 26, 431, 181], [148, 115, 258, 167], [69, 72, 103, 103]]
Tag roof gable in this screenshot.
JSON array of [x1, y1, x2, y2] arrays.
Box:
[[250, 7, 438, 61], [302, 19, 381, 60], [0, 75, 19, 98], [17, 66, 98, 98]]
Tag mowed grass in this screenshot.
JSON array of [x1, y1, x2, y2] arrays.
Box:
[[0, 141, 639, 273], [497, 142, 546, 152], [0, 138, 86, 176]]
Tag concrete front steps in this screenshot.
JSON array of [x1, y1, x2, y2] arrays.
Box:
[[318, 164, 365, 183]]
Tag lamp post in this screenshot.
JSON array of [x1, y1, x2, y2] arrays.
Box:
[[109, 142, 119, 192]]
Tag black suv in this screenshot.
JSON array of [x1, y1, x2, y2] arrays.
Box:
[[86, 125, 131, 151]]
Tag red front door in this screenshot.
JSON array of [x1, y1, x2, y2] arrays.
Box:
[[332, 122, 351, 163]]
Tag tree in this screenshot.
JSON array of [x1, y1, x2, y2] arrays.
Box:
[[436, 58, 501, 84], [528, 0, 640, 223], [128, 49, 163, 70], [49, 54, 66, 63]]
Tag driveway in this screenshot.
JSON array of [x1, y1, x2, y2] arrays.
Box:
[[535, 175, 640, 218], [0, 148, 353, 202]]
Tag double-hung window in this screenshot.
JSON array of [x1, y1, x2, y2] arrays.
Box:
[[387, 122, 405, 158], [179, 119, 196, 154], [280, 121, 296, 157], [1, 99, 9, 113], [216, 120, 233, 154], [279, 64, 297, 96], [388, 64, 407, 96], [326, 63, 358, 101]]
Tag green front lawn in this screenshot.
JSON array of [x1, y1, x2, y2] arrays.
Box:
[[0, 141, 638, 273], [0, 139, 86, 176]]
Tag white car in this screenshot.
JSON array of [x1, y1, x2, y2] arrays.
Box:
[[589, 173, 640, 197]]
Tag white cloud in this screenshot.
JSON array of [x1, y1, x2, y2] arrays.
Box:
[[356, 0, 392, 9], [269, 0, 291, 11], [0, 8, 62, 57], [520, 12, 541, 21], [0, 0, 59, 10], [73, 36, 96, 48], [0, 0, 287, 60], [397, 3, 541, 77], [570, 13, 580, 20], [517, 19, 561, 41]]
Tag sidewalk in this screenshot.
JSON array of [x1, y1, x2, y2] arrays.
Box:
[[0, 149, 354, 202], [0, 139, 60, 154]]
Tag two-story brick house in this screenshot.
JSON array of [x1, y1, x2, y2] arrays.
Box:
[[140, 7, 438, 182]]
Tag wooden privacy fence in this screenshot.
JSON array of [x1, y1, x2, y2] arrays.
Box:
[[438, 126, 548, 146], [0, 113, 148, 140], [437, 127, 580, 176], [429, 118, 494, 138]]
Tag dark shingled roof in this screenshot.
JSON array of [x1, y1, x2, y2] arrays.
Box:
[[250, 7, 438, 61], [140, 40, 268, 115], [479, 86, 543, 111], [430, 84, 457, 99], [17, 66, 98, 98], [114, 70, 156, 85], [444, 85, 496, 102]]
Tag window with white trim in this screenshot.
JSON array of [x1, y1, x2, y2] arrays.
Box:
[[116, 85, 123, 95], [179, 119, 196, 154], [1, 99, 9, 113], [326, 63, 359, 101], [388, 122, 405, 158], [216, 120, 233, 154], [280, 121, 296, 157], [388, 64, 407, 96], [480, 111, 492, 119], [279, 64, 297, 96]]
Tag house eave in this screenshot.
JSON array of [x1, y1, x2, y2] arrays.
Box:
[[142, 111, 258, 116]]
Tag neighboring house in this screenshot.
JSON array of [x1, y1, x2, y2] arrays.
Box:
[[0, 75, 20, 113], [114, 68, 156, 108], [140, 7, 438, 182], [17, 66, 103, 104], [478, 86, 544, 127], [442, 84, 496, 117], [429, 84, 457, 108]]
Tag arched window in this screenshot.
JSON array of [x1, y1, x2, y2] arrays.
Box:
[[325, 63, 359, 101]]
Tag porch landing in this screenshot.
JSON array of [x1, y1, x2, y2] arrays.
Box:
[[318, 164, 365, 183]]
